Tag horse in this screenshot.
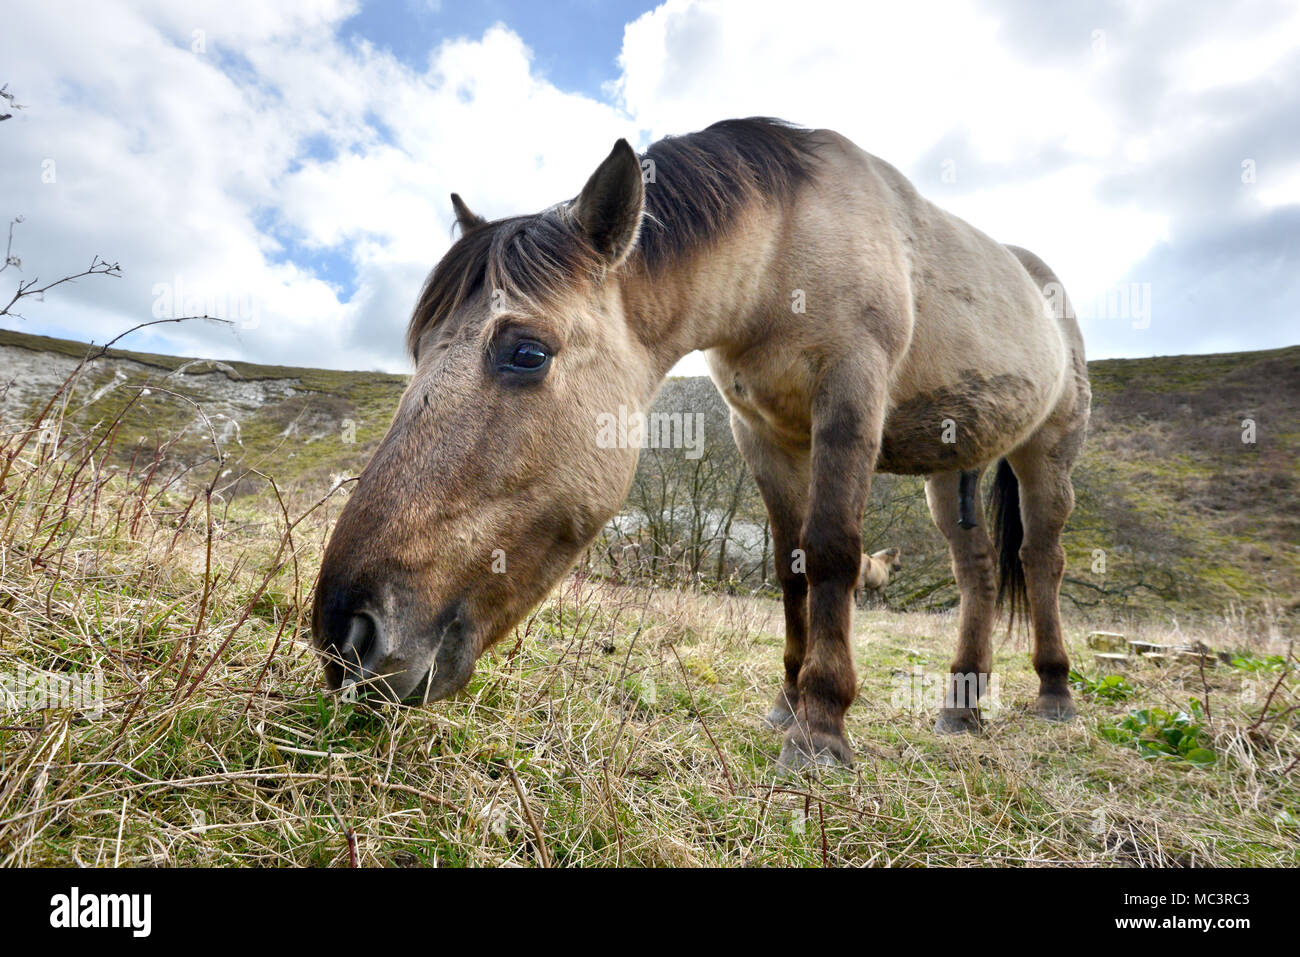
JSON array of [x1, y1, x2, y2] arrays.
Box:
[[855, 547, 901, 605], [312, 117, 1091, 771]]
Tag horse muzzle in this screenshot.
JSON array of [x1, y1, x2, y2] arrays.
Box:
[[313, 593, 477, 703]]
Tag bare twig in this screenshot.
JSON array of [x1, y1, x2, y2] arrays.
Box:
[[0, 83, 24, 122], [2, 255, 122, 319], [507, 763, 550, 868]]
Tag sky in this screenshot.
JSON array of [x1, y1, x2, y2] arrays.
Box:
[[1, 0, 1297, 376]]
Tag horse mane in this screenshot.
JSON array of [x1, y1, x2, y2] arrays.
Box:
[[634, 117, 821, 271], [406, 117, 821, 357]]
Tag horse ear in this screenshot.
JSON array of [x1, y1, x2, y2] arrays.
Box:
[[573, 139, 644, 266], [450, 193, 485, 233]]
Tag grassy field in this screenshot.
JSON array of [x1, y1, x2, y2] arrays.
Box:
[[0, 333, 1296, 867], [4, 327, 1298, 622]]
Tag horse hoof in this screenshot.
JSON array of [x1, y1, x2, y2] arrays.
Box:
[[777, 722, 853, 773], [764, 707, 795, 730], [934, 708, 983, 735], [1032, 692, 1076, 721], [764, 691, 797, 730]]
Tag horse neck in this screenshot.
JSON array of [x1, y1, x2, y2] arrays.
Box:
[[618, 204, 785, 384]]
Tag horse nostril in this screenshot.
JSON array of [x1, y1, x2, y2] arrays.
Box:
[[339, 613, 379, 679]]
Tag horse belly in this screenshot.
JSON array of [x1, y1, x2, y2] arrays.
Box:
[[876, 371, 1056, 474], [877, 256, 1070, 474]]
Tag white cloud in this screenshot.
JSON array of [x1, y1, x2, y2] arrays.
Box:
[[0, 3, 635, 371]]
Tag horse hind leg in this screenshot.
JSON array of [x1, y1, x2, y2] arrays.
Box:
[[925, 470, 997, 734], [1005, 431, 1083, 720]]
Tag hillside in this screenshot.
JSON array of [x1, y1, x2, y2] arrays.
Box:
[[2, 327, 1297, 623], [1, 326, 1297, 868]]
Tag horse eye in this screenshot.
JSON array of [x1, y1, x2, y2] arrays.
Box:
[[503, 340, 550, 373]]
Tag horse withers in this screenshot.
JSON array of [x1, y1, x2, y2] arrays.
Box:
[[312, 118, 1090, 771]]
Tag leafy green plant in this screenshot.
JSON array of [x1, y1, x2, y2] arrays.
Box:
[[1229, 652, 1286, 674], [1069, 668, 1135, 702], [1100, 700, 1217, 766]]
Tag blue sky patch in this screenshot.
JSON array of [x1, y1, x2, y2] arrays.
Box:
[[339, 0, 655, 98]]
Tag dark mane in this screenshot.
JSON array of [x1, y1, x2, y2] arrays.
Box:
[[406, 118, 820, 357], [637, 117, 820, 270]]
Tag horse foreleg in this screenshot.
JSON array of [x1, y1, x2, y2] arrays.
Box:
[[778, 366, 884, 771], [731, 415, 810, 731]]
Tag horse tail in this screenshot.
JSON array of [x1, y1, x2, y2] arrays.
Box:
[[988, 458, 1026, 629]]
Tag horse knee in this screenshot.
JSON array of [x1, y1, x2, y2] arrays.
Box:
[[774, 558, 808, 598], [800, 525, 861, 588]]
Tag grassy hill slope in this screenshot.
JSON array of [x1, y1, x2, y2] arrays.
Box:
[[1, 328, 1296, 867], [2, 327, 1297, 622]]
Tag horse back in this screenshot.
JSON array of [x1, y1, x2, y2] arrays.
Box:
[[809, 141, 1078, 472]]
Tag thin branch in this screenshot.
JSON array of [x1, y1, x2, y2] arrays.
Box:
[[2, 255, 122, 319], [1, 216, 23, 274], [0, 83, 25, 122]]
